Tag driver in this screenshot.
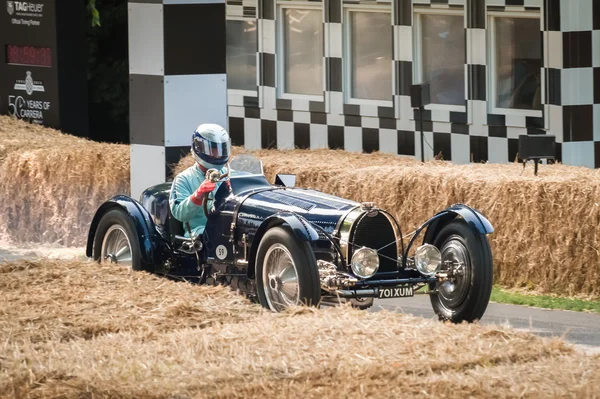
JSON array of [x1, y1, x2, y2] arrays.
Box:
[[169, 123, 231, 238]]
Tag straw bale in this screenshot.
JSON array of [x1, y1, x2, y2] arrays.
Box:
[[0, 259, 599, 398], [0, 117, 130, 246], [0, 259, 261, 346], [0, 116, 91, 161]]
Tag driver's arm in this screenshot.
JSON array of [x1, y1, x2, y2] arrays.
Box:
[[169, 174, 203, 222]]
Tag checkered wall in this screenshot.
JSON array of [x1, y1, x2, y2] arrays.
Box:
[[125, 0, 599, 186], [544, 0, 600, 168], [226, 0, 600, 166], [128, 0, 227, 199]]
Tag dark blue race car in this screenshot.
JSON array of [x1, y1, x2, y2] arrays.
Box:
[[86, 154, 494, 322]]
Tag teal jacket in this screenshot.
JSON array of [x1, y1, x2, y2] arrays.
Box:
[[169, 164, 227, 238]]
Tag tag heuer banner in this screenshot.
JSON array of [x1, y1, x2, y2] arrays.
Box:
[[0, 0, 89, 136]]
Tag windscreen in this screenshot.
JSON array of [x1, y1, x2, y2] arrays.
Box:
[[229, 154, 264, 177]]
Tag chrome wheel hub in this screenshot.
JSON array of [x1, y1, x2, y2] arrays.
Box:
[[438, 238, 471, 308], [262, 244, 299, 311], [100, 225, 133, 267]]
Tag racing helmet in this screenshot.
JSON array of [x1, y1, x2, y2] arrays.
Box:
[[191, 123, 231, 170]]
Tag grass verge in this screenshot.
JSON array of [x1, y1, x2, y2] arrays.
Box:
[[491, 286, 600, 313]]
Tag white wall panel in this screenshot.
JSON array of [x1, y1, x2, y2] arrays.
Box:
[[130, 144, 166, 200], [128, 3, 164, 76], [164, 74, 227, 146]]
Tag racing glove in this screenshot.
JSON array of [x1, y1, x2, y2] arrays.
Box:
[[190, 180, 216, 206]]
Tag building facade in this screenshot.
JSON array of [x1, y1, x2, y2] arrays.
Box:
[[225, 0, 599, 166], [125, 0, 599, 198]]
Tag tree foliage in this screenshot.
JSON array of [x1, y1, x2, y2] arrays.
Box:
[[86, 0, 129, 143], [87, 0, 101, 27]]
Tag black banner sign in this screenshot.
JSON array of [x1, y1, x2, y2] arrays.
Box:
[[0, 0, 58, 126], [0, 0, 88, 136]]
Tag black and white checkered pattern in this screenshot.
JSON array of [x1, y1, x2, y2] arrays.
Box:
[[544, 0, 600, 168], [128, 0, 227, 198], [227, 0, 600, 166], [123, 0, 599, 180]]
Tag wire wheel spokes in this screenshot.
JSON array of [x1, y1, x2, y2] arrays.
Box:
[[262, 244, 300, 311], [101, 225, 133, 267]]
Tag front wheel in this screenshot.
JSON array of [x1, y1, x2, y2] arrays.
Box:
[[429, 220, 493, 323], [255, 226, 321, 312]]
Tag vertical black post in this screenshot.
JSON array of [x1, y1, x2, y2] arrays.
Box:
[[410, 83, 430, 163], [419, 106, 425, 162]]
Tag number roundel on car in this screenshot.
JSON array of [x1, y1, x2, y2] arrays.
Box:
[[216, 245, 228, 260]]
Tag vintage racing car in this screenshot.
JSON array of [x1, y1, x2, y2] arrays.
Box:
[[86, 154, 494, 322]]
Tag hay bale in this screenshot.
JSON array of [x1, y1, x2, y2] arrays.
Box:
[[0, 259, 261, 346], [0, 116, 91, 161], [1, 259, 599, 398], [0, 142, 130, 246]]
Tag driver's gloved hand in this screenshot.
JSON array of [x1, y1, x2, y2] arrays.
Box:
[[191, 180, 216, 204]]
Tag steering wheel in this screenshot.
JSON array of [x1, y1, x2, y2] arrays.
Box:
[[202, 169, 229, 216]]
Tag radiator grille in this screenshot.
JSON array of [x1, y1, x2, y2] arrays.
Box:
[[350, 213, 398, 273]]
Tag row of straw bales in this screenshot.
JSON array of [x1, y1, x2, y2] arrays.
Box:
[[2, 116, 600, 297], [1, 258, 598, 398], [0, 116, 130, 245]]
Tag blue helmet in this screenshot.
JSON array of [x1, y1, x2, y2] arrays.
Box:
[[191, 123, 231, 169]]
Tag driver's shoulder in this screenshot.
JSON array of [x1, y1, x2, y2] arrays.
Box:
[[176, 164, 204, 180], [171, 165, 203, 190]]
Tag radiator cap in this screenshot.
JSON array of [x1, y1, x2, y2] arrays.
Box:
[[361, 202, 378, 217]]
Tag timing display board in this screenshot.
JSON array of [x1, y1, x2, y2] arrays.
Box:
[[0, 0, 89, 136]]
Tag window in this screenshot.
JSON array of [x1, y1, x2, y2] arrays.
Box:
[[489, 13, 542, 114], [277, 5, 324, 98], [226, 19, 257, 92], [414, 10, 465, 108], [344, 8, 392, 104]]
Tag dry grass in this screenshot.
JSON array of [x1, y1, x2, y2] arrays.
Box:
[[1, 258, 599, 398], [0, 116, 129, 246]]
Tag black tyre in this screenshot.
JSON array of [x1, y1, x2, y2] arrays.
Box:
[[429, 220, 493, 323], [255, 226, 321, 312], [92, 208, 144, 271], [349, 298, 374, 310]]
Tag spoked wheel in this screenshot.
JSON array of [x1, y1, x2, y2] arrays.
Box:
[[93, 208, 144, 271], [256, 226, 321, 312], [101, 225, 133, 266], [263, 244, 300, 311], [429, 220, 493, 323]]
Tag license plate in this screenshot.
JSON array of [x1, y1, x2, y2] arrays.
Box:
[[378, 286, 414, 299]]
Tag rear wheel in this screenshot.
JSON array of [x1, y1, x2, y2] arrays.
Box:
[[92, 208, 143, 271], [429, 220, 493, 323], [255, 226, 321, 312]]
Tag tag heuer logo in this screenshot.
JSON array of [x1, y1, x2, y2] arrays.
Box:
[[14, 71, 45, 96], [7, 1, 14, 15]]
